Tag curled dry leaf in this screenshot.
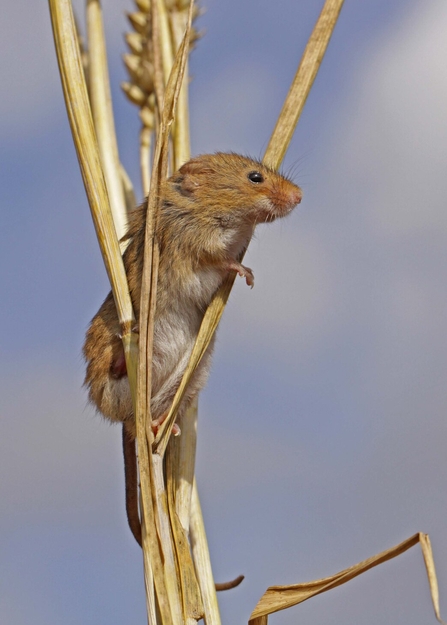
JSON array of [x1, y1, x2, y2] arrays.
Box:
[[249, 533, 446, 625]]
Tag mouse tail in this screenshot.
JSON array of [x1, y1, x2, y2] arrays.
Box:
[[122, 425, 244, 592], [122, 425, 142, 547]]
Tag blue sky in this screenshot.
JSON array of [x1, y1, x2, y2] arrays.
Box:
[[2, 1, 447, 624]]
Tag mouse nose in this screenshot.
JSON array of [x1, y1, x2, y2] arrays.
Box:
[[290, 187, 302, 205]]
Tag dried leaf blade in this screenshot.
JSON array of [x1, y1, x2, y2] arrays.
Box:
[[249, 533, 446, 625], [264, 0, 345, 170], [154, 0, 345, 457]]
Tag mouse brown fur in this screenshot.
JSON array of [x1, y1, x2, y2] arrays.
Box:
[[84, 152, 302, 437], [83, 152, 302, 555]]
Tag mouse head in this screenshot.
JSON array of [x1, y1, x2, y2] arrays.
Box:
[[169, 152, 302, 225]]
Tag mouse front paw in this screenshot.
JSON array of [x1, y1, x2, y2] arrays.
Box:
[[225, 260, 255, 288], [151, 412, 181, 437]]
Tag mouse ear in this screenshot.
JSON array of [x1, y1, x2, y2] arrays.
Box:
[[176, 158, 215, 196], [174, 174, 198, 197], [179, 157, 215, 177]]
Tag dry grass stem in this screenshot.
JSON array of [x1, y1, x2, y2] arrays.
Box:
[[135, 242, 171, 623], [86, 0, 128, 241], [122, 0, 200, 189], [166, 400, 203, 622], [120, 161, 137, 214], [140, 502, 159, 625], [166, 463, 204, 622], [156, 0, 175, 85], [167, 5, 195, 169], [48, 0, 136, 359], [51, 2, 428, 625], [154, 0, 345, 454], [170, 9, 191, 169], [172, 69, 190, 168], [153, 454, 185, 623], [48, 1, 164, 620], [141, 124, 153, 195], [264, 0, 344, 169], [420, 534, 446, 625], [151, 1, 166, 115], [166, 399, 198, 533], [249, 533, 446, 625], [153, 276, 233, 455], [73, 12, 89, 83], [190, 481, 221, 625], [144, 0, 194, 457], [139, 449, 174, 625], [134, 3, 195, 622]]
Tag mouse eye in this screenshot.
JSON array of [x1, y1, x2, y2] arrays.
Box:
[[247, 171, 264, 184]]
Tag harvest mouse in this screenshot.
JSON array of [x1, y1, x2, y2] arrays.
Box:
[[83, 152, 302, 559]]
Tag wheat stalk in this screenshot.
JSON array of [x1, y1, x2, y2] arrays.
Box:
[[121, 3, 215, 622], [49, 0, 345, 622], [122, 0, 200, 191], [153, 0, 346, 452], [48, 3, 447, 625], [86, 0, 128, 240], [134, 4, 202, 623], [50, 0, 346, 622], [48, 0, 138, 392]]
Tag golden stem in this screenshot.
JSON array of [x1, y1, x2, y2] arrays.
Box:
[[48, 0, 135, 340], [170, 9, 191, 169], [154, 0, 345, 454], [86, 0, 128, 240], [136, 3, 195, 623], [190, 481, 221, 625], [141, 125, 153, 196], [264, 0, 345, 169]]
